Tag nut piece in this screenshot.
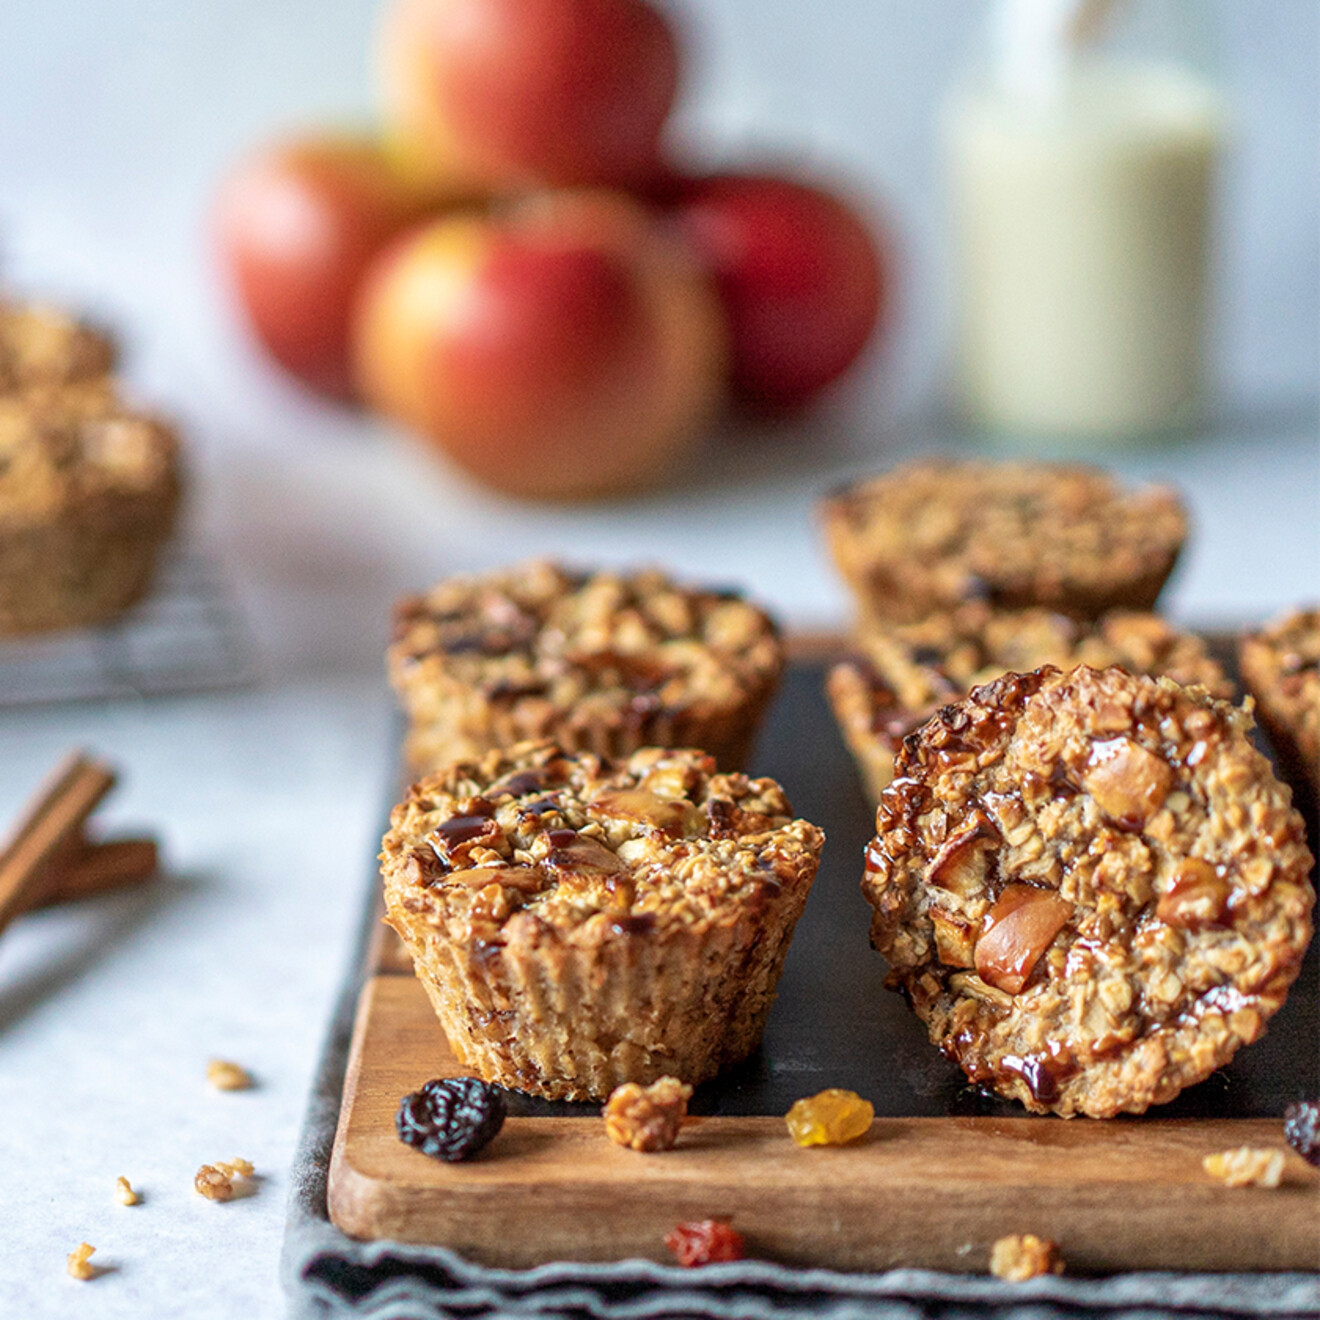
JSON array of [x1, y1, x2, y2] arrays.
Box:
[[603, 1076, 693, 1152], [194, 1158, 255, 1201], [989, 1233, 1065, 1281], [207, 1059, 253, 1091], [1203, 1147, 1286, 1188], [114, 1176, 140, 1206], [66, 1242, 97, 1281]]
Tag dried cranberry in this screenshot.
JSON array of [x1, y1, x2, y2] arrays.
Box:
[[664, 1218, 745, 1267], [1284, 1100, 1320, 1167], [396, 1077, 506, 1162]]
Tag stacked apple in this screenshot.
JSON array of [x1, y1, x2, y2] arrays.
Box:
[[217, 0, 888, 499]]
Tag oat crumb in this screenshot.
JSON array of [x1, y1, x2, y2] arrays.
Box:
[[990, 1233, 1065, 1281], [66, 1243, 96, 1280], [207, 1059, 253, 1091], [194, 1158, 255, 1201], [1203, 1146, 1285, 1188], [114, 1176, 140, 1206], [603, 1076, 693, 1152]]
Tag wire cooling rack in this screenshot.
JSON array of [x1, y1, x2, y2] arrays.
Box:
[[0, 548, 257, 706]]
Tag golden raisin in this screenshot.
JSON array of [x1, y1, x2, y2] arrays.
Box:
[[785, 1088, 874, 1147]]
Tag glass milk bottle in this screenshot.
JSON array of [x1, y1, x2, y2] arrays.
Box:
[[947, 0, 1225, 440]]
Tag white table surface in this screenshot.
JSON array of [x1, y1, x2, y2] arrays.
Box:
[[0, 1, 1316, 1316]]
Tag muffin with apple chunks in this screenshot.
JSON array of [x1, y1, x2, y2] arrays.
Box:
[[0, 377, 182, 634], [862, 665, 1313, 1118], [829, 604, 1232, 802], [820, 460, 1187, 625], [381, 739, 824, 1100], [390, 559, 783, 774], [1239, 607, 1319, 806], [0, 299, 116, 392]]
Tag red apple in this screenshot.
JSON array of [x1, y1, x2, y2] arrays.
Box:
[[672, 172, 887, 412], [379, 0, 680, 193], [215, 135, 458, 398], [353, 191, 727, 499]]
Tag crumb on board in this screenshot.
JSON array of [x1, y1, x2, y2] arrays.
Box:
[[114, 1176, 140, 1206], [66, 1243, 96, 1280], [194, 1158, 255, 1202], [207, 1059, 253, 1091], [603, 1076, 692, 1152], [1203, 1147, 1285, 1188], [989, 1233, 1065, 1281]]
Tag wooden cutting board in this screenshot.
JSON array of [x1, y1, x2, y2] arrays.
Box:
[[328, 640, 1320, 1272], [330, 975, 1319, 1271]]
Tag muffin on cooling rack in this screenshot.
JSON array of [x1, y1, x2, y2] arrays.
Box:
[[828, 605, 1232, 801], [820, 460, 1187, 625], [389, 560, 783, 775], [862, 665, 1313, 1118], [381, 739, 824, 1101], [0, 378, 182, 634], [1240, 607, 1319, 805], [0, 299, 116, 392]]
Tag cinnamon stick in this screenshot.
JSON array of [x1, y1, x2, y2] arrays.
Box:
[[0, 751, 116, 935], [30, 838, 159, 911]]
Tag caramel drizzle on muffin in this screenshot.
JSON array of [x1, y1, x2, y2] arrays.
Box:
[[387, 741, 822, 946], [863, 666, 1314, 1117], [391, 560, 779, 710]]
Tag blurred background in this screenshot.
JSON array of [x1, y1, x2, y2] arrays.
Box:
[[0, 0, 1316, 659], [0, 8, 1315, 1312]]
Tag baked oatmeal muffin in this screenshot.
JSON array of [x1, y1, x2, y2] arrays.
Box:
[[829, 605, 1232, 802], [1240, 607, 1319, 804], [381, 739, 824, 1100], [0, 300, 116, 392], [390, 560, 783, 774], [0, 378, 182, 634], [820, 460, 1187, 625], [862, 665, 1313, 1118]]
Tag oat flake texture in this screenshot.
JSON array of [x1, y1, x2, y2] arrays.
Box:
[[862, 665, 1314, 1118]]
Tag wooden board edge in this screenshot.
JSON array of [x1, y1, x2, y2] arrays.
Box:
[[327, 977, 1320, 1273], [327, 978, 386, 1240]]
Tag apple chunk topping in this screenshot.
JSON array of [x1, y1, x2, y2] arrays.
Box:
[[588, 789, 699, 838], [932, 910, 977, 967], [544, 832, 629, 877], [974, 884, 1073, 994], [1082, 737, 1173, 830], [445, 865, 547, 895], [927, 811, 1000, 898], [1156, 858, 1230, 929]]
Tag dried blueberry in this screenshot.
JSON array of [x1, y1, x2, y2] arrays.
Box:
[[396, 1077, 506, 1162], [1284, 1100, 1320, 1167]]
